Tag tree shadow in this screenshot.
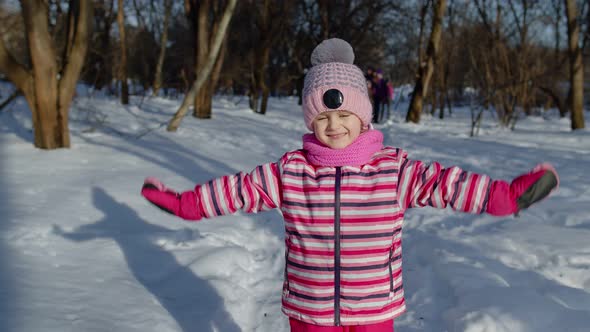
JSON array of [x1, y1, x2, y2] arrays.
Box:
[[0, 96, 34, 144], [0, 134, 17, 331], [70, 112, 287, 241], [54, 187, 242, 332]]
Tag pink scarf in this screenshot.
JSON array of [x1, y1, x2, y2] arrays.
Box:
[[302, 130, 384, 167]]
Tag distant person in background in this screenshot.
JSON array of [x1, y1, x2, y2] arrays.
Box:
[[384, 79, 394, 121], [365, 66, 375, 82], [365, 66, 375, 106], [366, 78, 374, 106], [140, 38, 559, 332], [372, 69, 387, 123]]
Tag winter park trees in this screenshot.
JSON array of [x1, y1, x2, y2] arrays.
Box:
[[406, 0, 446, 124], [167, 0, 238, 131], [0, 0, 588, 149], [565, 0, 586, 130], [0, 0, 92, 149]]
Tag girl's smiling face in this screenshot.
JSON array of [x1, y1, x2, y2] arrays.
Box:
[[312, 110, 363, 149]]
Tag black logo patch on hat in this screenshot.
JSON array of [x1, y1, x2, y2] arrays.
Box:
[[323, 89, 344, 109]]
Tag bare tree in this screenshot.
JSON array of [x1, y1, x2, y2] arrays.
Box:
[[565, 0, 585, 130], [536, 0, 569, 118], [167, 0, 237, 131], [416, 0, 430, 65], [406, 0, 447, 123], [85, 0, 116, 92], [191, 0, 230, 119], [173, 0, 229, 119], [116, 0, 129, 104], [438, 0, 460, 119], [469, 0, 529, 126], [151, 0, 172, 97], [508, 0, 533, 118], [0, 0, 92, 149], [248, 0, 292, 115]]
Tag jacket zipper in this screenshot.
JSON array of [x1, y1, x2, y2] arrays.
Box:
[[334, 167, 342, 326], [284, 241, 290, 293], [389, 247, 394, 292]]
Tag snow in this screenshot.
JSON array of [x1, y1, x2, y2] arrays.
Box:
[[1, 85, 589, 332]]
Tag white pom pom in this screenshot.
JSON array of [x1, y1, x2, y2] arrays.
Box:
[[310, 38, 355, 66]]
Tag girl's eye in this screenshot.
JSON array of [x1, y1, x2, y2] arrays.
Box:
[[339, 113, 350, 118], [317, 117, 327, 121]]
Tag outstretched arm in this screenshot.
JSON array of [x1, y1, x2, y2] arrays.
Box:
[[398, 159, 558, 216], [398, 159, 492, 213], [141, 163, 282, 221]]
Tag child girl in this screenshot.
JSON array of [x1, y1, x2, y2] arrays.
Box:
[[141, 39, 559, 332]]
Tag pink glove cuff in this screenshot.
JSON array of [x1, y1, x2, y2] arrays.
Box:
[[178, 191, 202, 220], [486, 180, 516, 216]]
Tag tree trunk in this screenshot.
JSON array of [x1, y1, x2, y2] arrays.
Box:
[[416, 1, 429, 64], [439, 59, 449, 120], [0, 0, 91, 149], [59, 0, 93, 131], [210, 36, 228, 94], [255, 46, 271, 114], [538, 86, 567, 118], [152, 0, 172, 97], [249, 74, 259, 112], [195, 22, 228, 119], [406, 0, 447, 123], [252, 0, 291, 115], [167, 0, 237, 131], [195, 36, 228, 118], [93, 0, 115, 91], [23, 0, 60, 147], [117, 0, 129, 105], [192, 0, 210, 118], [565, 0, 585, 130], [260, 89, 270, 115]]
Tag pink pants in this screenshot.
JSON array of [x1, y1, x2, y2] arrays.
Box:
[[289, 319, 394, 332]]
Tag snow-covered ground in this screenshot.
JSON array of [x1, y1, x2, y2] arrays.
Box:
[[1, 87, 589, 332]]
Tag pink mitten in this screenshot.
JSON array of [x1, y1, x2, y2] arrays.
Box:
[[486, 163, 559, 216], [141, 177, 202, 220]]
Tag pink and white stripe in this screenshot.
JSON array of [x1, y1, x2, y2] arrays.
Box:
[[190, 147, 494, 326]]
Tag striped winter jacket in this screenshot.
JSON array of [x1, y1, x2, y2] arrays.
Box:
[[193, 147, 493, 326]]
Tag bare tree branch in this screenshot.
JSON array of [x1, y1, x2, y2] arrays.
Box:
[[167, 0, 237, 131]]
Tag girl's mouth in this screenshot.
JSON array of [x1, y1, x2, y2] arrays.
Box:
[[328, 133, 346, 139]]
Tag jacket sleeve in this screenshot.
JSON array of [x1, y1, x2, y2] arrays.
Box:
[[397, 158, 493, 214], [194, 162, 283, 218]]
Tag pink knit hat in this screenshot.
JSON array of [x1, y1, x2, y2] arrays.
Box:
[[302, 38, 372, 131]]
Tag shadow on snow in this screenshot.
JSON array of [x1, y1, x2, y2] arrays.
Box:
[[55, 187, 241, 332]]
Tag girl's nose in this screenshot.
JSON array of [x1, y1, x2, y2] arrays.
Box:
[[327, 117, 339, 130]]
